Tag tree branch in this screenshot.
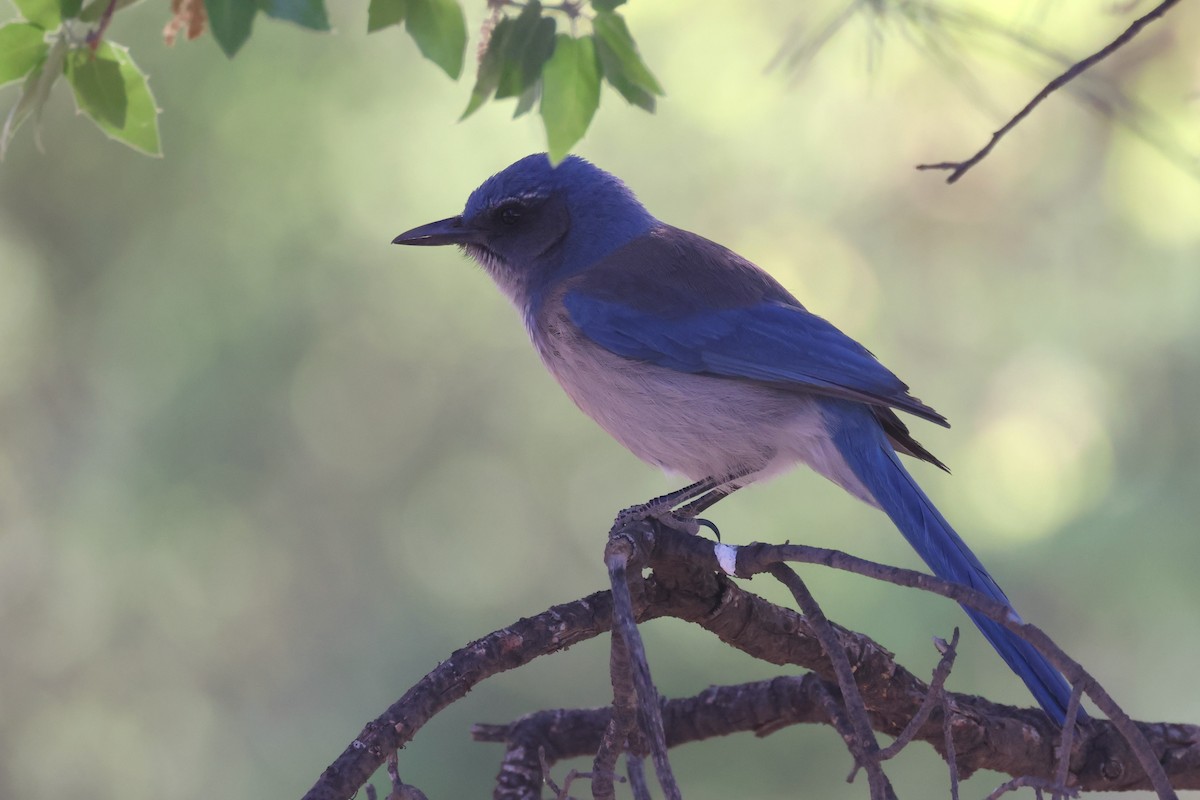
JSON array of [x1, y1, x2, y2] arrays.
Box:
[[917, 0, 1182, 183], [701, 536, 1176, 798], [299, 589, 625, 800], [475, 672, 1199, 794], [303, 524, 1200, 799], [596, 531, 681, 800]]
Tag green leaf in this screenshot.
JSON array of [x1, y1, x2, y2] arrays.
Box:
[[203, 0, 258, 57], [461, 15, 512, 119], [367, 0, 406, 32], [68, 42, 161, 154], [66, 48, 127, 127], [596, 47, 653, 110], [0, 23, 49, 86], [495, 2, 555, 100], [11, 0, 61, 29], [591, 0, 625, 10], [540, 34, 600, 162], [57, 0, 83, 18], [512, 78, 540, 119], [258, 0, 330, 31], [405, 0, 466, 79], [80, 0, 144, 23], [1, 36, 66, 159], [593, 10, 661, 110]]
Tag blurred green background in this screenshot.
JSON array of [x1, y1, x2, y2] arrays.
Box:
[[2, 1, 1199, 798]]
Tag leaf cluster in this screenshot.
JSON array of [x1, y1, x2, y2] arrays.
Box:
[[1, 0, 662, 160], [454, 0, 662, 159], [2, 0, 160, 157]]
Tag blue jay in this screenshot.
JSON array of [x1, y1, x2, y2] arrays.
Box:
[[393, 153, 1073, 724]]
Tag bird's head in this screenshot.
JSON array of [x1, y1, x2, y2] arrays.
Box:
[[393, 154, 655, 305]]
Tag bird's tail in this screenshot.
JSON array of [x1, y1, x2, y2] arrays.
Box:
[[827, 402, 1073, 724]]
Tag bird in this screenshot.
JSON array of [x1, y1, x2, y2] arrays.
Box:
[[392, 153, 1074, 724]]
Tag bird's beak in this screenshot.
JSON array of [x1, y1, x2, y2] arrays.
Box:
[[392, 216, 479, 246]]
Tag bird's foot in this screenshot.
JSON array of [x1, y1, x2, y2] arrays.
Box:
[[614, 502, 720, 540], [614, 499, 672, 533]]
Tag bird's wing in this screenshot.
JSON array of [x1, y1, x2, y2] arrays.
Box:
[[560, 227, 947, 426]]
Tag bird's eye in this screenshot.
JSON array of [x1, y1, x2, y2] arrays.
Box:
[[497, 203, 523, 226]]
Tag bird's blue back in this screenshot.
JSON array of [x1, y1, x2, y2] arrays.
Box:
[[397, 154, 1074, 723]]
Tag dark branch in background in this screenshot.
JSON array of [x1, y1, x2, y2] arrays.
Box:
[[916, 0, 1183, 182], [302, 523, 1200, 800]]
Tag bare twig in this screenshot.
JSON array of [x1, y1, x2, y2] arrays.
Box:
[[917, 0, 1182, 182], [626, 755, 651, 800], [548, 762, 601, 800], [986, 776, 1077, 800], [385, 752, 428, 800], [385, 752, 399, 799], [563, 769, 598, 799], [878, 628, 960, 762], [592, 577, 635, 800], [85, 0, 120, 50], [812, 679, 860, 763], [943, 692, 960, 800], [1053, 682, 1088, 799], [485, 711, 595, 800], [767, 564, 896, 800], [605, 530, 681, 800]]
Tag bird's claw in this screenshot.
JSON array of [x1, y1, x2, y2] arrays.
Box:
[[614, 503, 720, 540], [695, 517, 721, 541]]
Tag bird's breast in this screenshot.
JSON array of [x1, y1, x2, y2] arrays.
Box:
[[525, 300, 847, 487]]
